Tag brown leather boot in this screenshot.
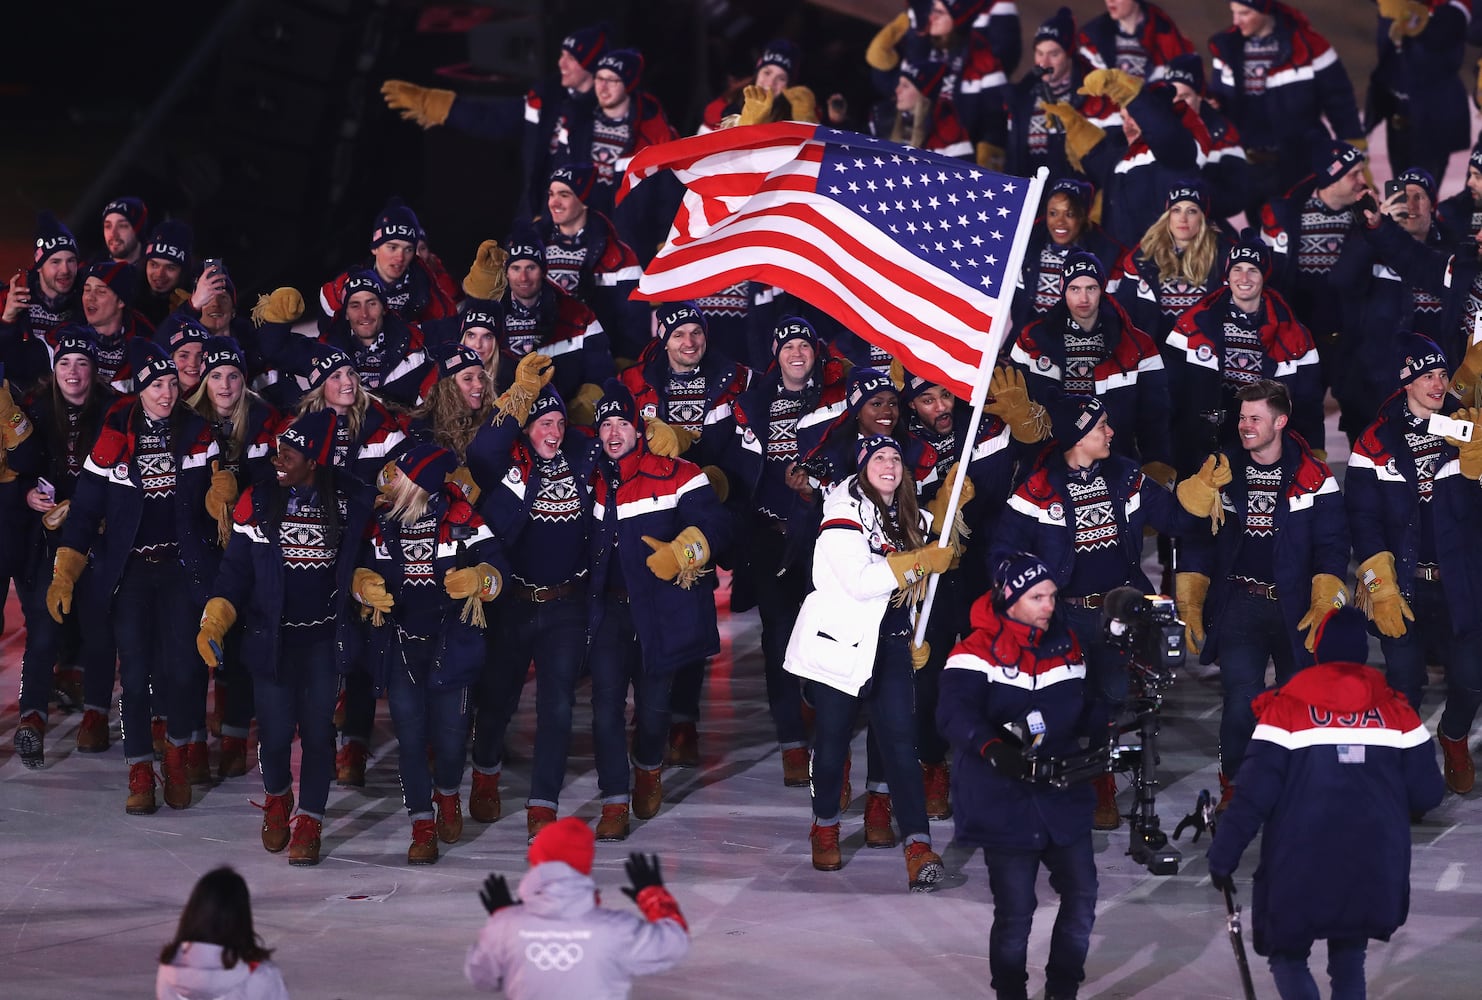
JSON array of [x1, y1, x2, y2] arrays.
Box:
[[14, 712, 44, 770], [218, 736, 248, 779], [76, 709, 110, 753], [632, 766, 663, 820], [904, 841, 944, 892], [335, 741, 367, 787], [922, 761, 951, 820], [595, 803, 630, 842], [1441, 733, 1476, 795], [162, 743, 192, 810], [781, 747, 810, 787], [810, 821, 842, 871], [288, 815, 322, 866], [185, 740, 212, 785], [257, 791, 294, 853], [526, 806, 558, 844], [1093, 773, 1121, 830], [666, 722, 699, 767], [434, 791, 464, 844], [863, 791, 896, 848], [407, 818, 439, 864], [469, 770, 501, 823], [126, 761, 158, 815]]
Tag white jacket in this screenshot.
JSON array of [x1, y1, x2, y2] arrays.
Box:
[[784, 477, 928, 696], [156, 943, 289, 1000]]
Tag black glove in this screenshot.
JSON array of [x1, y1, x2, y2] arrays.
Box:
[[479, 874, 518, 914], [979, 737, 1029, 780], [621, 852, 664, 902], [1210, 870, 1236, 897]]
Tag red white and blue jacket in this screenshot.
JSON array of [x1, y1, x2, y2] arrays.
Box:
[[1108, 230, 1235, 348], [539, 210, 648, 360], [1178, 433, 1347, 665], [1206, 662, 1445, 955], [619, 339, 750, 468], [1345, 390, 1482, 627], [938, 595, 1092, 850], [1165, 287, 1323, 470], [1077, 1, 1194, 82], [588, 436, 732, 674], [496, 283, 616, 404], [318, 256, 458, 327]]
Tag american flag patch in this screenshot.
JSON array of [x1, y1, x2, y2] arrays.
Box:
[[1336, 745, 1365, 764]]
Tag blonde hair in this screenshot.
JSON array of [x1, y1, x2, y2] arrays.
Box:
[[1138, 207, 1219, 286], [890, 96, 933, 150], [411, 370, 493, 464], [188, 379, 263, 464], [386, 471, 432, 525], [298, 381, 369, 441]]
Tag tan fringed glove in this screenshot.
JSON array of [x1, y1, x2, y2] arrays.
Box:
[[205, 460, 239, 547], [866, 11, 911, 72], [1176, 455, 1233, 533], [1449, 336, 1482, 406], [886, 545, 955, 606], [1042, 102, 1105, 173], [47, 547, 88, 623], [984, 365, 1051, 443], [463, 240, 509, 299], [911, 640, 931, 671], [783, 86, 819, 124], [380, 79, 455, 129], [0, 380, 33, 449], [566, 383, 604, 428], [1078, 68, 1143, 108], [492, 352, 554, 425], [42, 499, 70, 531], [927, 464, 976, 556], [1175, 573, 1210, 653], [643, 527, 712, 589], [1297, 574, 1349, 652], [1441, 407, 1482, 480], [701, 465, 730, 503], [352, 567, 395, 625], [444, 563, 501, 600], [739, 85, 777, 127], [250, 287, 304, 327], [1356, 552, 1414, 638], [645, 418, 697, 458], [1382, 0, 1430, 44], [196, 597, 237, 667]]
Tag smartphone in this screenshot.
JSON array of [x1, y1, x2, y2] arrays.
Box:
[[1428, 412, 1475, 442], [202, 257, 226, 278], [36, 476, 55, 501], [1384, 179, 1404, 200]]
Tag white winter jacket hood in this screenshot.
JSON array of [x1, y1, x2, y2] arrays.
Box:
[[156, 942, 289, 1000]]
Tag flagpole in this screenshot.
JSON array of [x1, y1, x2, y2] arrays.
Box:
[[913, 166, 1049, 649]]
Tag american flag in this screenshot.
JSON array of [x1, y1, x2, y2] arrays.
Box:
[[618, 122, 1041, 401]]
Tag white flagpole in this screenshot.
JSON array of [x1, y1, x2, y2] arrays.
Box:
[[913, 166, 1050, 648]]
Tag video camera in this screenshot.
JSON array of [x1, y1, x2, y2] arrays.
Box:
[[1102, 588, 1185, 690]]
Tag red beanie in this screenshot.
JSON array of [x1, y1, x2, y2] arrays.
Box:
[[528, 817, 595, 874]]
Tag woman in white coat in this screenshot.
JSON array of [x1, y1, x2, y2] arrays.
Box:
[[785, 434, 953, 891]]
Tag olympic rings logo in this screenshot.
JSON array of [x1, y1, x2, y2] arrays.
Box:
[[526, 942, 584, 972]]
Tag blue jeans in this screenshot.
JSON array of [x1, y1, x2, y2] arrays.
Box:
[[216, 628, 256, 740], [752, 525, 808, 747], [471, 595, 588, 808], [112, 559, 200, 763], [588, 596, 676, 799], [1268, 937, 1367, 1000], [19, 561, 114, 717], [254, 636, 338, 818], [1216, 590, 1300, 778], [1379, 579, 1482, 740], [984, 834, 1099, 1000], [807, 634, 929, 839], [1063, 605, 1132, 750], [385, 634, 472, 818], [339, 668, 377, 749]]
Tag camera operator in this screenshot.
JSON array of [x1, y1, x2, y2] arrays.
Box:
[[1174, 379, 1350, 812], [937, 552, 1096, 1000], [995, 393, 1197, 829]]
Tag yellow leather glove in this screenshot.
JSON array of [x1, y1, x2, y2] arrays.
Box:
[[493, 351, 554, 425], [1356, 552, 1414, 638], [911, 639, 931, 671], [1449, 335, 1482, 405], [1441, 406, 1482, 479], [1176, 454, 1233, 533], [196, 597, 237, 667], [1384, 0, 1430, 44], [1141, 461, 1176, 489], [444, 563, 502, 601], [1297, 574, 1349, 653], [643, 527, 712, 589], [927, 464, 976, 556], [1079, 68, 1143, 108], [463, 240, 509, 299], [866, 11, 911, 72], [206, 460, 239, 546], [645, 417, 682, 457], [0, 380, 33, 449], [984, 365, 1050, 443], [975, 141, 1006, 173], [783, 85, 819, 124], [380, 79, 455, 129], [42, 499, 70, 531], [1043, 102, 1105, 173], [701, 464, 730, 503], [739, 84, 777, 127], [250, 287, 304, 327], [47, 547, 87, 623], [1175, 573, 1209, 653], [567, 383, 605, 428], [352, 567, 395, 614], [886, 545, 955, 590]]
